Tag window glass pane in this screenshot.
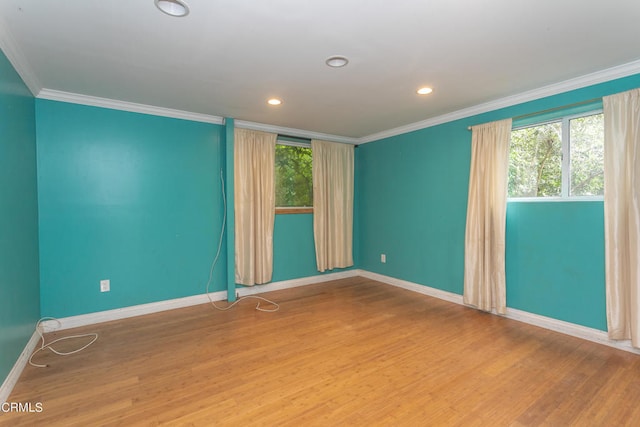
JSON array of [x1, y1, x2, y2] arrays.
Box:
[[275, 144, 313, 207], [569, 113, 604, 196], [509, 122, 562, 197]]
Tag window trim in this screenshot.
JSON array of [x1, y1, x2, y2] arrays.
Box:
[[275, 206, 313, 214], [275, 139, 313, 214], [508, 109, 604, 202]]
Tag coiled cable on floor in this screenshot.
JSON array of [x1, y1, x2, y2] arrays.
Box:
[[29, 317, 98, 368]]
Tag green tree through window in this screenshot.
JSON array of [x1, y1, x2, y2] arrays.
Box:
[[569, 114, 604, 196], [275, 144, 313, 208], [508, 112, 604, 199], [509, 122, 562, 197]]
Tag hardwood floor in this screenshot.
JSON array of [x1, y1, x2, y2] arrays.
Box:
[[3, 276, 640, 426]]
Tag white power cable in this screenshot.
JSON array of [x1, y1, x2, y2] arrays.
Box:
[[29, 317, 98, 368], [30, 170, 276, 370], [205, 169, 279, 313]]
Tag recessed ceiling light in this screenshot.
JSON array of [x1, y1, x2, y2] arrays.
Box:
[[267, 98, 282, 106], [417, 87, 433, 95], [325, 56, 349, 68], [155, 0, 189, 17]]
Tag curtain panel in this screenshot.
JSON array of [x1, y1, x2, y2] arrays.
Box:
[[463, 118, 512, 314], [603, 89, 640, 347], [311, 139, 354, 272], [234, 128, 277, 285]]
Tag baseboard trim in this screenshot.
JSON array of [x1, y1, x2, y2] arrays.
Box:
[[41, 291, 226, 332], [238, 270, 359, 297], [7, 268, 638, 403], [360, 270, 640, 356], [5, 272, 355, 401], [504, 307, 640, 355], [0, 330, 41, 403], [358, 270, 464, 305], [41, 270, 359, 332]]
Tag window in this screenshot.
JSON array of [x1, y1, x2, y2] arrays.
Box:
[[508, 111, 604, 199], [275, 141, 313, 213]]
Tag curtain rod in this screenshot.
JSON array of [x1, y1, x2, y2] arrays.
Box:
[[277, 133, 311, 141], [276, 134, 359, 147], [466, 97, 602, 130]]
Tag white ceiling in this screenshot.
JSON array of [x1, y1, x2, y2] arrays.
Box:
[[1, 1, 640, 142]]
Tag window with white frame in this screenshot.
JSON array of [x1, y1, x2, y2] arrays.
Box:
[[508, 111, 604, 199]]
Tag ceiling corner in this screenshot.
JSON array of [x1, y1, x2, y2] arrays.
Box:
[[0, 14, 42, 96]]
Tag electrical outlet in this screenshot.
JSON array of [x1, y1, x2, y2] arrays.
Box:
[[381, 254, 386, 263], [100, 279, 110, 292]]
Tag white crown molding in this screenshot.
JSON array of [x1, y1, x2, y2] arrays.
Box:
[[0, 330, 40, 404], [2, 10, 639, 145], [37, 89, 224, 125], [357, 59, 640, 144], [235, 119, 359, 145], [0, 15, 42, 96], [25, 58, 640, 144]]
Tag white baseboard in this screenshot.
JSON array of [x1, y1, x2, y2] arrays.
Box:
[[358, 270, 464, 305], [238, 269, 359, 297], [42, 269, 359, 332], [1, 270, 358, 400], [0, 330, 41, 403], [6, 267, 638, 403], [41, 291, 226, 332], [360, 270, 640, 356], [504, 307, 640, 355]]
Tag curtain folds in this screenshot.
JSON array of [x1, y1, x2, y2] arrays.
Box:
[[234, 128, 277, 286], [463, 118, 512, 314], [311, 139, 354, 272], [603, 89, 640, 347]]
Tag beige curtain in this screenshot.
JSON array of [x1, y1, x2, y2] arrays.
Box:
[[234, 128, 276, 285], [311, 139, 354, 272], [603, 89, 640, 347], [463, 118, 512, 314]]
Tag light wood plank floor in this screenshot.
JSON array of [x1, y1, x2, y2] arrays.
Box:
[[3, 276, 640, 426]]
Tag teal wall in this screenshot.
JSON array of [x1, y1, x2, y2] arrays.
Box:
[[4, 48, 638, 388], [506, 201, 606, 328], [357, 73, 640, 331], [356, 122, 469, 292], [35, 101, 327, 318], [273, 213, 318, 281], [223, 119, 236, 300], [36, 100, 226, 317], [0, 50, 40, 383]]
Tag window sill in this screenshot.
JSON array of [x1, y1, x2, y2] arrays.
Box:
[[508, 196, 604, 203], [276, 207, 313, 214]]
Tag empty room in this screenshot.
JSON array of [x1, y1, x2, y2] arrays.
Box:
[[2, 1, 640, 425]]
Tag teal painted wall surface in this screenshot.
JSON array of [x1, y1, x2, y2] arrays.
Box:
[[0, 50, 40, 383], [36, 100, 225, 318], [506, 201, 606, 329], [273, 213, 318, 281], [356, 123, 469, 293], [357, 73, 640, 330], [223, 119, 235, 300]]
